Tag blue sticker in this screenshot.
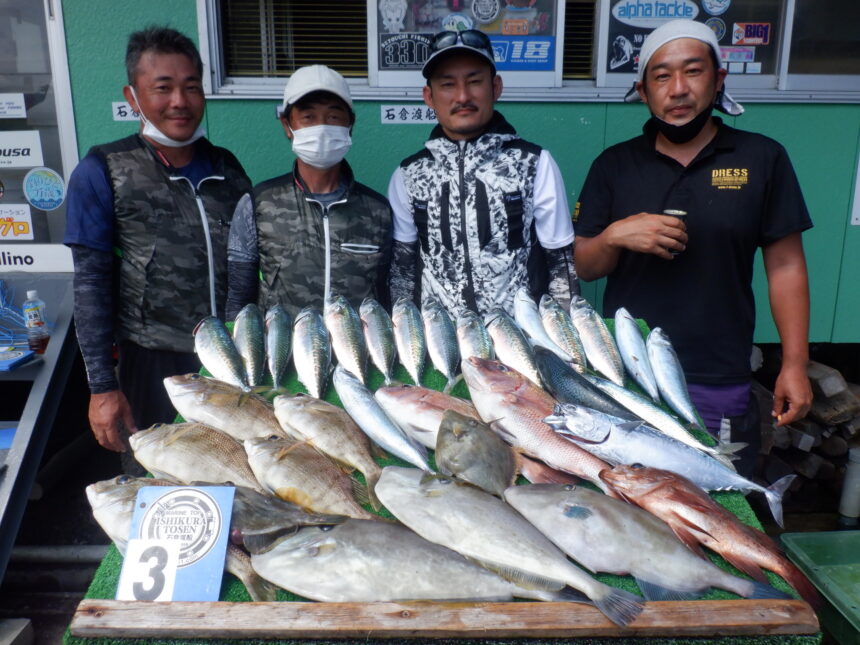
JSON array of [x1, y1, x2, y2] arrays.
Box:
[[701, 0, 731, 17], [23, 167, 65, 211], [705, 17, 726, 41], [490, 36, 555, 71]]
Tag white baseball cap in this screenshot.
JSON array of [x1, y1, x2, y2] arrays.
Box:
[[276, 65, 353, 118], [625, 19, 743, 116]]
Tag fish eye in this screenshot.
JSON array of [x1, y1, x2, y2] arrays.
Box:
[[190, 373, 201, 380], [631, 463, 644, 469], [267, 434, 281, 441], [117, 475, 132, 484], [153, 423, 163, 429], [321, 525, 334, 532], [563, 484, 575, 491]]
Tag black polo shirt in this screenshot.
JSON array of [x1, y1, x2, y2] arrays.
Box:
[[575, 118, 812, 385]]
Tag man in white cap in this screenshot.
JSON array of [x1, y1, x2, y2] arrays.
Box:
[[226, 65, 392, 318], [388, 30, 577, 317], [574, 19, 812, 476]]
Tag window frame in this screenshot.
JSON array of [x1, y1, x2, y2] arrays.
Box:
[[198, 0, 860, 103]]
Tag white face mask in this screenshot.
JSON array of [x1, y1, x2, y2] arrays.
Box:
[[289, 124, 352, 169], [129, 87, 206, 148]]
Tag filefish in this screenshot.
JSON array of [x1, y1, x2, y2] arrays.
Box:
[[422, 298, 460, 393], [233, 303, 266, 387], [504, 483, 791, 603], [85, 475, 279, 601], [359, 297, 397, 385], [460, 357, 615, 495], [324, 294, 367, 384], [534, 346, 638, 420], [435, 410, 518, 497], [392, 297, 426, 385], [193, 316, 248, 390], [600, 465, 820, 606], [455, 308, 494, 361], [244, 435, 375, 520], [484, 307, 542, 386], [265, 304, 292, 388], [568, 296, 625, 387], [646, 327, 703, 428], [375, 466, 643, 627], [332, 366, 431, 471], [374, 384, 480, 449], [582, 372, 744, 468], [128, 422, 263, 492], [251, 518, 591, 603], [514, 288, 571, 362], [539, 295, 586, 369], [547, 403, 794, 527], [273, 392, 382, 510], [292, 307, 331, 399], [614, 307, 660, 402], [163, 373, 286, 442]]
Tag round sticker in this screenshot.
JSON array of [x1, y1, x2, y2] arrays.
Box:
[[472, 0, 501, 24], [442, 12, 474, 31], [140, 489, 221, 568], [705, 17, 726, 41], [701, 0, 730, 16], [23, 167, 65, 211]]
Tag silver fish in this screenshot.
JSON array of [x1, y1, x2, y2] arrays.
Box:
[[514, 288, 571, 362], [292, 307, 331, 399], [456, 308, 495, 361], [504, 483, 791, 602], [359, 297, 397, 385], [614, 307, 660, 401], [233, 303, 266, 387], [422, 298, 460, 393], [539, 295, 586, 369], [392, 297, 426, 385], [568, 296, 625, 386], [265, 304, 292, 388], [646, 327, 702, 428], [332, 365, 431, 471], [251, 518, 589, 603], [484, 307, 541, 386], [193, 316, 248, 390], [324, 294, 367, 384], [375, 466, 643, 627]]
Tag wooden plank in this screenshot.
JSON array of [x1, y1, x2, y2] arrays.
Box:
[[71, 599, 819, 640]]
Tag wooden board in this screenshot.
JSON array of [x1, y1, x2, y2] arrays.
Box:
[[71, 598, 818, 640]]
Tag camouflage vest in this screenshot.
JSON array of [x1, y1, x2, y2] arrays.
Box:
[[93, 135, 250, 352], [399, 112, 545, 317], [254, 162, 392, 318]]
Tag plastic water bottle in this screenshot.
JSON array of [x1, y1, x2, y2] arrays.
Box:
[[22, 290, 49, 353]]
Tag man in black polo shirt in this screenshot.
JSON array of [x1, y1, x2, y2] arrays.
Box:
[[574, 20, 812, 476]]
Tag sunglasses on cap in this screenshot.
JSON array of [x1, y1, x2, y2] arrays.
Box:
[[430, 29, 493, 54]]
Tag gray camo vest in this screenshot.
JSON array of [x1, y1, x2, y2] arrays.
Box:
[[399, 112, 545, 316], [94, 135, 250, 352], [254, 162, 393, 317]]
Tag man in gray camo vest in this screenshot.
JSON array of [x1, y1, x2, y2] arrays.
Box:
[[64, 27, 250, 460], [226, 65, 392, 319]]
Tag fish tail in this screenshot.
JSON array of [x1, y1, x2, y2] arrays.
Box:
[[365, 469, 383, 512], [774, 558, 823, 608], [442, 373, 463, 394], [746, 581, 792, 601], [764, 474, 796, 528], [592, 586, 644, 627], [546, 585, 592, 604], [715, 441, 748, 456]]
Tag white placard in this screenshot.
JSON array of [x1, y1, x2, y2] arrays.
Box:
[[0, 204, 33, 241], [0, 244, 74, 272], [0, 94, 26, 119], [381, 104, 438, 124], [0, 131, 43, 168], [116, 539, 180, 602], [112, 101, 141, 122]]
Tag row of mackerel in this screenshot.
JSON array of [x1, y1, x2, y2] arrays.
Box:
[[545, 402, 794, 527]]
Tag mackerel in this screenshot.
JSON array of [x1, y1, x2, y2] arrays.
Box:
[[422, 298, 460, 393], [193, 316, 248, 390], [646, 327, 703, 428], [484, 307, 541, 386], [568, 296, 625, 386], [359, 297, 397, 385], [265, 304, 292, 388], [324, 294, 367, 384], [539, 295, 586, 369], [292, 307, 331, 399], [391, 297, 426, 385], [614, 307, 659, 401], [233, 303, 266, 387], [456, 308, 495, 361], [513, 288, 571, 362]]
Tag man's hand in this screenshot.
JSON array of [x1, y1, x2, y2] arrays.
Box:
[[605, 212, 688, 258], [772, 363, 813, 427], [89, 391, 137, 452]]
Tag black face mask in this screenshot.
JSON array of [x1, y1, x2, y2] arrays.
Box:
[[649, 104, 714, 144]]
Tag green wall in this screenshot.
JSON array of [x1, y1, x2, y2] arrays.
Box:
[[62, 0, 860, 343]]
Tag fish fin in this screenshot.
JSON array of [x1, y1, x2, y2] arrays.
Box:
[[634, 578, 703, 602], [242, 528, 299, 555], [720, 552, 769, 583], [543, 586, 593, 604], [764, 474, 796, 528], [161, 424, 197, 446], [350, 477, 371, 506], [593, 587, 644, 628], [442, 374, 463, 394], [369, 441, 389, 460], [517, 454, 580, 485], [364, 470, 382, 512], [554, 425, 610, 445], [746, 581, 793, 600], [562, 504, 593, 520], [240, 570, 279, 602], [274, 440, 310, 461], [715, 441, 748, 456], [668, 524, 709, 558], [469, 558, 563, 591], [489, 421, 517, 444]]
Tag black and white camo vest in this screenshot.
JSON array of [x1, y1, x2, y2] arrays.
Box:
[[94, 135, 250, 352], [399, 113, 545, 316], [254, 163, 393, 318]]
